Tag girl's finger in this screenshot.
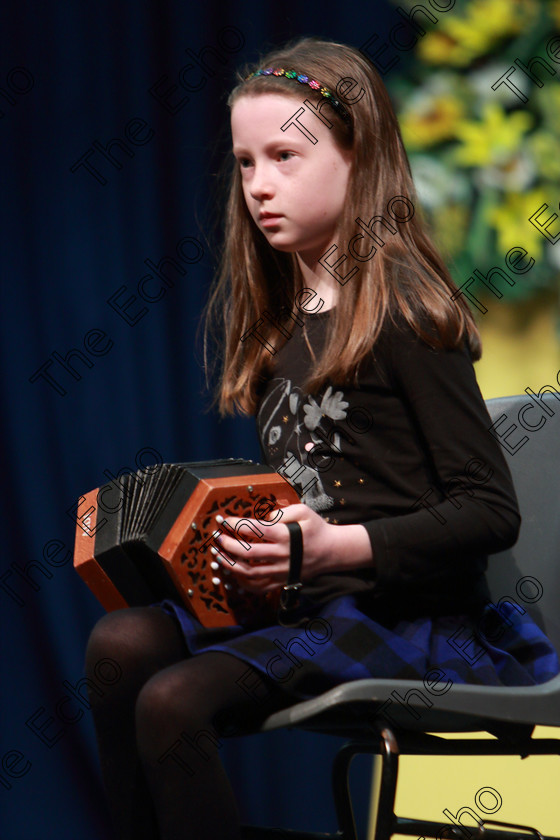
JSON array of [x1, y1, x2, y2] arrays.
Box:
[[217, 514, 286, 545], [227, 559, 289, 582], [216, 532, 285, 562]]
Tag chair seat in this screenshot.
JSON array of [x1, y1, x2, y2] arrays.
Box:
[[258, 673, 560, 736]]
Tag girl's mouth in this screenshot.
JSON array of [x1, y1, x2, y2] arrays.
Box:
[[260, 214, 283, 227]]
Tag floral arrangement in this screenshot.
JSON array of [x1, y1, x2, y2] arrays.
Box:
[[387, 0, 560, 305]]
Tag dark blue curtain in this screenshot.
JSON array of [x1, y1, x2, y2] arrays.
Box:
[[0, 1, 397, 836]]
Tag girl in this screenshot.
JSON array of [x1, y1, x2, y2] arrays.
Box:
[[85, 36, 559, 840]]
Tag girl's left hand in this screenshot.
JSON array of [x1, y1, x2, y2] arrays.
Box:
[[212, 504, 339, 595]]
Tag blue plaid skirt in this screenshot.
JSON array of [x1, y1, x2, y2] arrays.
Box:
[[153, 593, 559, 702]]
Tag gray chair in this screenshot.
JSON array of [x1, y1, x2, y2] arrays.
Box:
[[239, 394, 560, 840]]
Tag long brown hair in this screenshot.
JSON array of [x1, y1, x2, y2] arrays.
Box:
[[202, 36, 480, 417]]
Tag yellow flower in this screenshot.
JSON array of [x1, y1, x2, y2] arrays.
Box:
[[401, 95, 465, 149], [416, 0, 538, 66], [454, 103, 533, 167], [418, 32, 467, 67], [487, 189, 549, 257]]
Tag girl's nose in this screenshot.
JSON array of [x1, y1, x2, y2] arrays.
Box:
[[249, 164, 275, 201]]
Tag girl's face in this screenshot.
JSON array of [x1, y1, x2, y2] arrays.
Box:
[[231, 93, 353, 261]]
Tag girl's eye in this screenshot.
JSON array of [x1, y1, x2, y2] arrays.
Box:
[[237, 151, 294, 169]]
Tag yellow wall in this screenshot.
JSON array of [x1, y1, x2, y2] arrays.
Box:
[[475, 296, 560, 401], [369, 299, 560, 838], [390, 727, 560, 837]]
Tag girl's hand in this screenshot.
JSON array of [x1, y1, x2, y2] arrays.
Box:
[[212, 504, 373, 595]]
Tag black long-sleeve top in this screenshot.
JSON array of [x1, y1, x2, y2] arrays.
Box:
[[255, 305, 521, 620]]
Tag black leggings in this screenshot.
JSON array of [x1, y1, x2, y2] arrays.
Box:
[[84, 606, 297, 840]]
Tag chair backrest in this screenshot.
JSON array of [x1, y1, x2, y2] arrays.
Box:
[[484, 394, 560, 654]]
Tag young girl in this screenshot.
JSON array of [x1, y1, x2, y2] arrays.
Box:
[[85, 36, 559, 840]]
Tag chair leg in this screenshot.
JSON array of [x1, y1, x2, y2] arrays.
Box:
[[373, 726, 399, 840], [331, 742, 360, 840], [330, 725, 400, 840]]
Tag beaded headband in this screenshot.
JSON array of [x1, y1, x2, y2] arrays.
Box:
[[243, 67, 351, 123]]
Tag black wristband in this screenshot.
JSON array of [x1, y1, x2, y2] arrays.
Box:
[[279, 521, 303, 612]]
